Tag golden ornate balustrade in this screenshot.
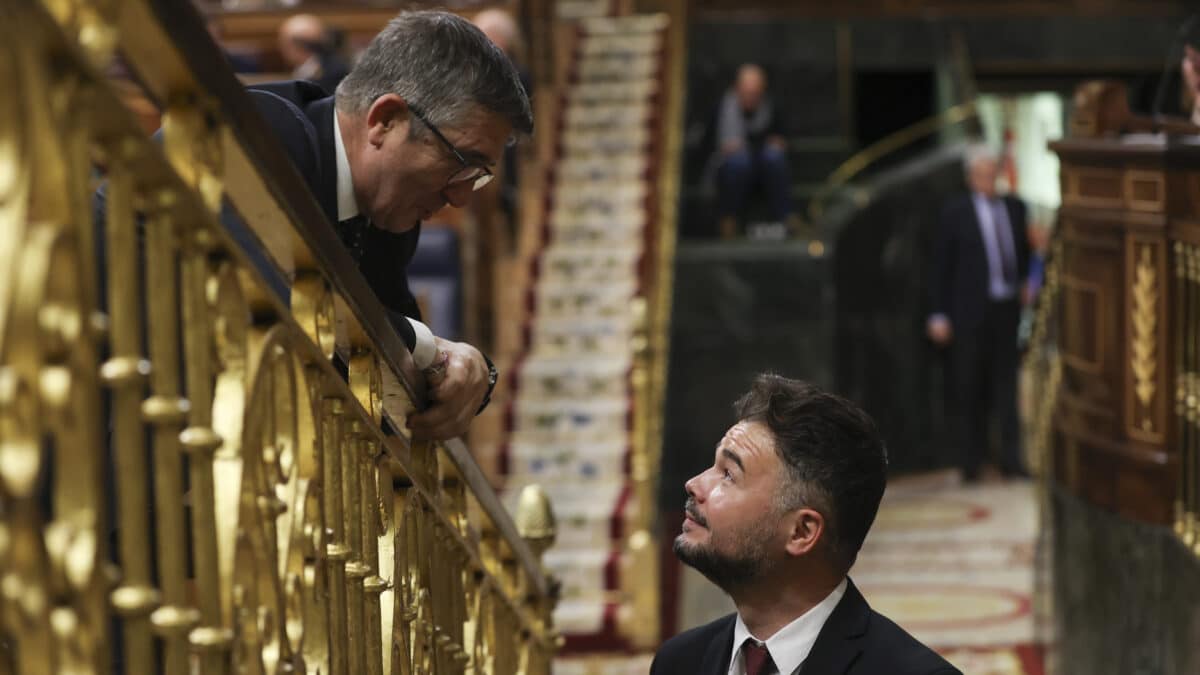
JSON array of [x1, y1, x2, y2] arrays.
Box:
[[0, 1, 557, 673]]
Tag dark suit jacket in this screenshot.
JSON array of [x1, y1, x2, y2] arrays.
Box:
[[244, 80, 422, 348], [928, 193, 1031, 333], [650, 580, 960, 675]]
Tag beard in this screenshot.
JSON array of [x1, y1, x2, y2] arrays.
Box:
[[673, 499, 779, 593]]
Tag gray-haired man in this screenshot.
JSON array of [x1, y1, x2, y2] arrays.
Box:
[[248, 10, 532, 440]]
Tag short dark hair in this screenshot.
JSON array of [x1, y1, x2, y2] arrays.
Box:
[[336, 10, 533, 136], [734, 374, 887, 571]]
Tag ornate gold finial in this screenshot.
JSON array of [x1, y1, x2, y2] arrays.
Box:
[[514, 485, 556, 559]]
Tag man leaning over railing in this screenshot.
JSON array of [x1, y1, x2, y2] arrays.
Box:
[[91, 10, 529, 439], [246, 10, 532, 439]]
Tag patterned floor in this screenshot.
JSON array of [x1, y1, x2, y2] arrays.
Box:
[[853, 471, 1045, 675], [675, 470, 1047, 675]]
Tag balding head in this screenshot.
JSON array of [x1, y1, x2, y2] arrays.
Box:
[[472, 8, 520, 57], [736, 63, 767, 112], [279, 14, 327, 69]]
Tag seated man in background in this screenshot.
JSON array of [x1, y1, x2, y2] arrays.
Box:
[[250, 10, 531, 439], [653, 374, 958, 675], [278, 13, 350, 93], [715, 64, 794, 239]]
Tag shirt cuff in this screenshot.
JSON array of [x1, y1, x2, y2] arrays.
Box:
[[407, 318, 438, 370], [927, 314, 950, 329]]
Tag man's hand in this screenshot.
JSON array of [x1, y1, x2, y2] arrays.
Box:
[[720, 139, 743, 157], [765, 134, 787, 152], [927, 316, 953, 346], [1021, 281, 1035, 308], [406, 337, 489, 441]]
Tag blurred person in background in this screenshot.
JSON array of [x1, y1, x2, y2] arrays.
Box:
[[715, 64, 794, 239], [927, 144, 1031, 483], [473, 7, 531, 229], [278, 13, 350, 93], [1184, 44, 1200, 127]]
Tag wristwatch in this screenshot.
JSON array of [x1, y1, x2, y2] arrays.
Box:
[[477, 353, 498, 415]]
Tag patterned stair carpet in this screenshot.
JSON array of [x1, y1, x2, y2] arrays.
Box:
[[675, 471, 1047, 675]]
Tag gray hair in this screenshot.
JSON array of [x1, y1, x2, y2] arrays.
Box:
[[962, 142, 998, 178], [335, 10, 532, 136]]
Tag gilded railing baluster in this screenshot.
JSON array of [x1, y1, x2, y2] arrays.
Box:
[[99, 163, 158, 675], [180, 239, 232, 675], [395, 488, 418, 675], [361, 435, 387, 675], [344, 419, 369, 675], [143, 209, 199, 672], [165, 93, 229, 675], [322, 397, 350, 675]]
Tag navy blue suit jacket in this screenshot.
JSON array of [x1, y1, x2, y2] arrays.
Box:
[[650, 580, 960, 675], [244, 80, 423, 348], [929, 193, 1030, 333]]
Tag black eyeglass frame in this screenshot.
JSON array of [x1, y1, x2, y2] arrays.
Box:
[[409, 105, 495, 191]]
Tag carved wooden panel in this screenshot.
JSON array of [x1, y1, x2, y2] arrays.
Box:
[[1050, 134, 1195, 526]]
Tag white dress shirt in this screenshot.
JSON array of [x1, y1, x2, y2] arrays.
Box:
[[970, 192, 1018, 301], [727, 578, 848, 675], [333, 111, 438, 369]]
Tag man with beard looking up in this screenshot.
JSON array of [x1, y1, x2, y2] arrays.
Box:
[[653, 374, 959, 675]]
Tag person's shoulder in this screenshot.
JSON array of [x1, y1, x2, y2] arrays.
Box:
[[652, 613, 734, 671], [246, 79, 331, 107], [861, 610, 961, 675], [244, 81, 328, 177]]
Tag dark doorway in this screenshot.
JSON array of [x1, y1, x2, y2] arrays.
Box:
[[854, 70, 937, 172]]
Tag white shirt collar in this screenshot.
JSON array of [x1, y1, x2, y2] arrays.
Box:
[[333, 109, 359, 222], [729, 578, 848, 675]]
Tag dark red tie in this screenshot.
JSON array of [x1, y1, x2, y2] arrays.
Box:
[[741, 639, 775, 675]]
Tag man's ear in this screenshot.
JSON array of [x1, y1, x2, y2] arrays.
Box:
[[365, 94, 410, 147], [783, 508, 824, 558]]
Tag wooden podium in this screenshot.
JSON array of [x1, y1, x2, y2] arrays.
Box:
[[1051, 82, 1200, 537]]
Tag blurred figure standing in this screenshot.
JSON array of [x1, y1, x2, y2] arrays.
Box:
[[1183, 45, 1200, 126], [278, 14, 350, 93], [715, 64, 793, 239], [927, 145, 1031, 483], [472, 7, 531, 231]]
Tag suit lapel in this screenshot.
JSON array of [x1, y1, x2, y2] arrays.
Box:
[[798, 579, 870, 675], [961, 195, 988, 261], [701, 615, 736, 675]]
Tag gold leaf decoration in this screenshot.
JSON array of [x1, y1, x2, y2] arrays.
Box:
[[1132, 246, 1157, 409]]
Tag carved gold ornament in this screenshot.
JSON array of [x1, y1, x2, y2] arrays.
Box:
[[1132, 246, 1158, 418]]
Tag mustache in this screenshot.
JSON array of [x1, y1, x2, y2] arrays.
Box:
[[684, 497, 707, 527]]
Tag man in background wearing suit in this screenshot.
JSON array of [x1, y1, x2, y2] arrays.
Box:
[[652, 374, 958, 675], [927, 144, 1031, 482], [246, 10, 531, 440]]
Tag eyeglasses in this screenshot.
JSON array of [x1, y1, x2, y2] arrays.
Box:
[[409, 106, 495, 191]]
